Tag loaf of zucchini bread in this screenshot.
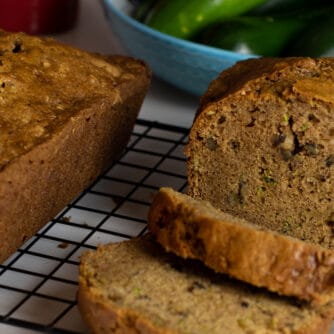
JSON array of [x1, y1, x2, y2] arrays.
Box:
[[0, 30, 151, 263]]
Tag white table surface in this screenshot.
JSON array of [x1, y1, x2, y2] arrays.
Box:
[[55, 0, 199, 129]]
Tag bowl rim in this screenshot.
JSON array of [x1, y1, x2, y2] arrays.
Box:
[[102, 0, 257, 60]]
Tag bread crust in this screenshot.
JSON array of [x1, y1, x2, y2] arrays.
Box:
[[148, 188, 334, 305], [0, 32, 151, 262], [197, 57, 320, 113]]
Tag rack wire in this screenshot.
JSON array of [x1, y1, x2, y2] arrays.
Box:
[[0, 119, 188, 334]]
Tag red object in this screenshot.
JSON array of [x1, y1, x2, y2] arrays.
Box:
[[0, 0, 79, 34]]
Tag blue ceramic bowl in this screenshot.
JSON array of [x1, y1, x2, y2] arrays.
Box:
[[101, 0, 258, 96]]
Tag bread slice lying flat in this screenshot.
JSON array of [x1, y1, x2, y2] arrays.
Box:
[[78, 235, 334, 334], [148, 187, 334, 305], [0, 30, 151, 263]]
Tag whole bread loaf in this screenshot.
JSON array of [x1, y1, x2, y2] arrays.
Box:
[[148, 187, 334, 305], [186, 57, 333, 251], [78, 235, 334, 334], [0, 30, 151, 263]]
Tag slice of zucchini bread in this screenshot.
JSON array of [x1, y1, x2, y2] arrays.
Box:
[[78, 235, 334, 334], [148, 187, 334, 305], [186, 57, 333, 250]]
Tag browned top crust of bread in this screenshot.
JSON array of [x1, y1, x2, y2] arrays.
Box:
[[78, 235, 334, 334], [148, 187, 334, 305], [198, 57, 334, 112], [0, 30, 151, 263], [0, 29, 148, 169], [186, 57, 333, 249]]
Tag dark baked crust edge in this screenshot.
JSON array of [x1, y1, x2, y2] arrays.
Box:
[[196, 57, 318, 117]]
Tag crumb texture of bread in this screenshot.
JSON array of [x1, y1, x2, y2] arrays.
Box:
[[0, 30, 151, 263], [148, 187, 334, 305], [186, 57, 333, 250], [78, 236, 334, 334]]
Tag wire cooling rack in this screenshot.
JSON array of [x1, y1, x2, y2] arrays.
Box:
[[0, 119, 188, 334]]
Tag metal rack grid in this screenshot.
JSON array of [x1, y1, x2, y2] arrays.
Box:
[[0, 119, 188, 334]]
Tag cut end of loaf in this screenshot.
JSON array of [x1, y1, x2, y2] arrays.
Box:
[[186, 57, 334, 249]]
